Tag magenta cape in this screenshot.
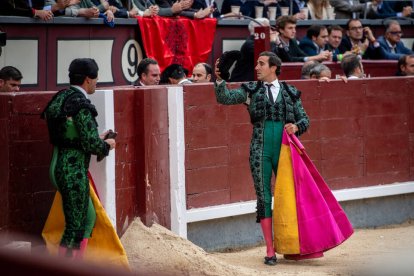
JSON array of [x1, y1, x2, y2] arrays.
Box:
[[273, 130, 353, 258]]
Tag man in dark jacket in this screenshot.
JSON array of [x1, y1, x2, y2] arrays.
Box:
[[214, 51, 309, 266], [276, 16, 331, 62], [299, 25, 329, 56]]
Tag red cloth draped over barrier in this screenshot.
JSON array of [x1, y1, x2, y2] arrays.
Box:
[[137, 17, 217, 74]]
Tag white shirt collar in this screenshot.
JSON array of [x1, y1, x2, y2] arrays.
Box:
[[71, 85, 89, 99]]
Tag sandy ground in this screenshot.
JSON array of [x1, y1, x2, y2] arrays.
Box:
[[121, 219, 414, 276]]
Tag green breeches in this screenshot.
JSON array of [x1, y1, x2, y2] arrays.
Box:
[[50, 147, 96, 249], [261, 120, 283, 217]]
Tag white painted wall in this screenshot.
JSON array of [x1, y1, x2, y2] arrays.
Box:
[[88, 89, 117, 228]]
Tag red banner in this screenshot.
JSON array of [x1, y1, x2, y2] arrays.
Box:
[[137, 16, 217, 74]]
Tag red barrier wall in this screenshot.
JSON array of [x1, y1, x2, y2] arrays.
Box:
[[183, 77, 414, 208], [0, 77, 413, 240]]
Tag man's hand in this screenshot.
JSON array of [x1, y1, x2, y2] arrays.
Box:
[[194, 6, 213, 18], [105, 138, 116, 150], [316, 50, 331, 61], [214, 58, 222, 81], [363, 27, 376, 43], [284, 123, 298, 135], [403, 6, 413, 17], [34, 9, 53, 21]]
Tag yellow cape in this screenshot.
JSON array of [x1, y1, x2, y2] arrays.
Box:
[[42, 183, 130, 270]]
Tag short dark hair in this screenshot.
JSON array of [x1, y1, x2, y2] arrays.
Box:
[[341, 54, 361, 77], [259, 51, 282, 76], [276, 16, 297, 31], [398, 54, 414, 74], [306, 25, 327, 39], [68, 58, 98, 85], [345, 19, 361, 30], [198, 63, 212, 76], [328, 25, 343, 34], [137, 58, 158, 78], [0, 66, 23, 81], [301, 60, 320, 79], [309, 63, 331, 79]]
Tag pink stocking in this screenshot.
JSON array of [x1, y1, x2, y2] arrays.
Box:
[[260, 218, 275, 257]]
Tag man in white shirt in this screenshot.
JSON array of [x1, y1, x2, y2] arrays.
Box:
[[341, 53, 365, 78], [136, 58, 161, 86]]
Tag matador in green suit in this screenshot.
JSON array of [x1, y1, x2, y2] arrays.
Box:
[[214, 51, 309, 265], [42, 58, 116, 259]]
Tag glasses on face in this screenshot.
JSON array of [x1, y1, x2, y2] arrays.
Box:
[[349, 26, 363, 31], [389, 31, 403, 36]]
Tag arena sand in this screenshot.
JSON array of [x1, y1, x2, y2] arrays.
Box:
[[121, 219, 414, 275]]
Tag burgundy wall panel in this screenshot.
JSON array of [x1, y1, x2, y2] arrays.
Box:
[[184, 78, 414, 209]]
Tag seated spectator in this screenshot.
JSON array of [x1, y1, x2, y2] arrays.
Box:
[[230, 18, 289, 82], [396, 54, 414, 76], [155, 0, 213, 19], [306, 0, 332, 20], [191, 63, 212, 83], [278, 0, 307, 20], [133, 0, 180, 16], [136, 58, 161, 86], [0, 66, 23, 92], [48, 0, 101, 18], [276, 16, 331, 63], [221, 0, 260, 18], [309, 63, 332, 80], [338, 19, 382, 60], [393, 1, 414, 18], [299, 25, 329, 56], [191, 0, 220, 18], [160, 64, 191, 84], [326, 25, 344, 62], [330, 0, 367, 19], [301, 60, 320, 79], [366, 0, 412, 19], [377, 20, 413, 60], [341, 54, 364, 79], [1, 0, 54, 20], [91, 0, 144, 18]]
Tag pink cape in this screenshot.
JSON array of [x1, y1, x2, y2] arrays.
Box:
[[273, 130, 354, 259]]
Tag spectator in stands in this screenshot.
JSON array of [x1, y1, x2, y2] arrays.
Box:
[[130, 0, 170, 16], [341, 53, 364, 79], [393, 1, 414, 18], [396, 54, 414, 76], [276, 16, 331, 62], [299, 25, 330, 56], [220, 0, 271, 18], [279, 0, 307, 20], [309, 63, 332, 80], [301, 60, 320, 79], [47, 0, 102, 18], [136, 58, 161, 86], [326, 25, 344, 62], [160, 64, 191, 84], [230, 18, 290, 82], [366, 0, 412, 19], [191, 63, 212, 83], [338, 19, 382, 60], [214, 51, 309, 266], [377, 20, 413, 60], [91, 0, 143, 18], [0, 66, 23, 92], [307, 0, 332, 20], [191, 0, 220, 18], [1, 0, 54, 20], [155, 0, 214, 19], [329, 0, 367, 19]]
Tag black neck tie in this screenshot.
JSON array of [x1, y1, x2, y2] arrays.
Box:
[[266, 84, 274, 104]]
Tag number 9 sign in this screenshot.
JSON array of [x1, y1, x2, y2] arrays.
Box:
[[122, 39, 143, 83]]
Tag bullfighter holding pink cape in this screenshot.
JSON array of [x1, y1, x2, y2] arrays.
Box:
[[214, 51, 353, 265]]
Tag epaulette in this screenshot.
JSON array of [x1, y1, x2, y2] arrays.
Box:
[[241, 81, 262, 95], [281, 81, 301, 100]]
